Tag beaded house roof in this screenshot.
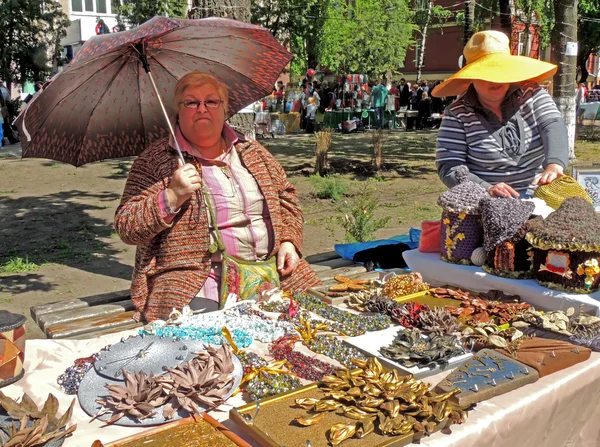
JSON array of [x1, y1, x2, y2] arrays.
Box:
[[526, 197, 600, 252]]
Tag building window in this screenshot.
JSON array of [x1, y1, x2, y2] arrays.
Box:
[[96, 0, 107, 13], [72, 0, 82, 12], [85, 0, 93, 11]]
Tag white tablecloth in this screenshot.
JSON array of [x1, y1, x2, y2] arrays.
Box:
[[3, 328, 600, 446], [403, 250, 600, 315]]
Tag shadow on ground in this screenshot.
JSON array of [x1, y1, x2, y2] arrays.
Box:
[[0, 189, 133, 294], [263, 130, 437, 178]]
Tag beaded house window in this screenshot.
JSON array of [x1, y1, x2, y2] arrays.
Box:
[[540, 250, 573, 279]]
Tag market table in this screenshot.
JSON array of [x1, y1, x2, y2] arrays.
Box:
[[322, 110, 397, 129], [403, 250, 600, 315], [578, 102, 600, 120], [4, 332, 600, 447]]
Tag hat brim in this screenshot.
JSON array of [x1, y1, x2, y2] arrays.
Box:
[[431, 53, 557, 98]]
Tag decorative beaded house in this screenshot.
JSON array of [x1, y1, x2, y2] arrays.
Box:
[[526, 197, 600, 293], [0, 310, 26, 388], [480, 197, 536, 279], [438, 166, 488, 264]]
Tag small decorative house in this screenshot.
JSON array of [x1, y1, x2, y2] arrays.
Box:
[[480, 197, 536, 278], [438, 166, 488, 264], [0, 310, 26, 387], [526, 197, 600, 293]]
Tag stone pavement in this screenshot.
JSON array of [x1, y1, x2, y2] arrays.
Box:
[[0, 140, 22, 158]]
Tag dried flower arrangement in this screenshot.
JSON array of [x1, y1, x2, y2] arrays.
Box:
[[391, 302, 431, 328], [419, 307, 461, 335], [93, 371, 167, 424], [0, 392, 76, 447], [157, 345, 235, 419], [92, 345, 236, 425], [291, 358, 468, 446], [379, 328, 466, 369]]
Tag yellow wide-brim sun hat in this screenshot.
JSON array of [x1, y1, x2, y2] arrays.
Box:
[[432, 30, 558, 98]]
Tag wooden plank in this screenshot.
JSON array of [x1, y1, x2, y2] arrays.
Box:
[[305, 250, 340, 264], [310, 257, 355, 273], [317, 265, 367, 282], [30, 290, 130, 323], [63, 321, 144, 340], [39, 300, 135, 332], [46, 311, 138, 339]]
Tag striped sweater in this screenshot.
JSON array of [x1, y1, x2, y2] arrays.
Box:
[[436, 82, 569, 193], [114, 137, 321, 322]]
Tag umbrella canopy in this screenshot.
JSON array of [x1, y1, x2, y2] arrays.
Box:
[[16, 16, 293, 167]]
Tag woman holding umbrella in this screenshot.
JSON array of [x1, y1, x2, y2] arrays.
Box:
[[114, 72, 320, 322]]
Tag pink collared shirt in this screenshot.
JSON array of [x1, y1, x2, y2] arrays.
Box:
[[159, 124, 274, 302]]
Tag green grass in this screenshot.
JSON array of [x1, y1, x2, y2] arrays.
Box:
[[0, 257, 40, 274], [309, 174, 348, 201]]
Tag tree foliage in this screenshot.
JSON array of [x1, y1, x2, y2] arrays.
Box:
[[251, 0, 328, 78], [578, 0, 600, 83], [115, 0, 186, 29], [318, 0, 414, 76], [0, 0, 70, 90]]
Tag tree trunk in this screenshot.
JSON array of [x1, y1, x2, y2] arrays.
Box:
[[189, 0, 251, 22], [416, 0, 433, 84], [551, 0, 578, 160], [463, 0, 475, 46], [499, 0, 512, 36]]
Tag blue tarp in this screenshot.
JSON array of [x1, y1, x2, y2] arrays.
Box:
[[334, 228, 421, 261]]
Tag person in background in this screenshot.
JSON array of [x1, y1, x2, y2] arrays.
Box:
[[399, 78, 410, 108], [389, 81, 400, 111], [311, 81, 321, 107], [422, 81, 429, 93], [0, 81, 19, 145], [576, 82, 587, 113], [371, 78, 389, 129], [306, 96, 318, 133], [114, 71, 320, 321], [434, 30, 568, 199], [430, 80, 444, 113], [417, 91, 432, 130], [410, 83, 422, 110]]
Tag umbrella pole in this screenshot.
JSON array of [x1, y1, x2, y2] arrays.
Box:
[[146, 71, 186, 164]]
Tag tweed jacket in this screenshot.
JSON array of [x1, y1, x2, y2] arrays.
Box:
[[115, 137, 321, 322]]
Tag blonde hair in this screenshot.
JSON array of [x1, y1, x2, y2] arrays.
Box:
[[174, 71, 229, 113], [308, 96, 316, 105], [422, 92, 429, 99]]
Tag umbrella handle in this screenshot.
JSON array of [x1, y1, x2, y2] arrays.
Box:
[[146, 69, 185, 165]]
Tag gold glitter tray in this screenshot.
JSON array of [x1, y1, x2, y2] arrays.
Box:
[[92, 413, 252, 447], [230, 382, 452, 447], [393, 289, 463, 308]]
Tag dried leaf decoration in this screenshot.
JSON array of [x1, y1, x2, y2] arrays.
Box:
[[292, 357, 468, 445], [93, 371, 167, 425], [156, 344, 235, 417], [0, 392, 77, 447]]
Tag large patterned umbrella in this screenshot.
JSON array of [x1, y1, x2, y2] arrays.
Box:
[[16, 16, 292, 166]]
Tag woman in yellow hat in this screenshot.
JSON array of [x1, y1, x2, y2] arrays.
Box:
[[432, 30, 568, 198]]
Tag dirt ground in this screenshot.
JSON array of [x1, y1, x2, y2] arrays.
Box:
[[1, 128, 599, 339]]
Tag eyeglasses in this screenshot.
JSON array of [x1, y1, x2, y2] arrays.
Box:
[[179, 99, 224, 110]]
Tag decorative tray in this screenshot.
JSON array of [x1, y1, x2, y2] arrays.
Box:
[[344, 326, 472, 378], [392, 289, 463, 308], [307, 271, 383, 305], [91, 413, 252, 447], [230, 382, 452, 447], [433, 349, 539, 407]]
